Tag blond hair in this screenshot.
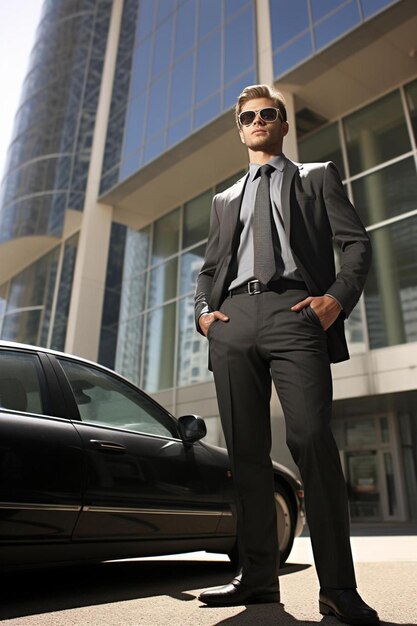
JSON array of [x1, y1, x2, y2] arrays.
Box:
[[235, 84, 287, 127]]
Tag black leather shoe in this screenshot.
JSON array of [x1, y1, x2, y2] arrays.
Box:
[[199, 578, 280, 607], [319, 588, 379, 625]]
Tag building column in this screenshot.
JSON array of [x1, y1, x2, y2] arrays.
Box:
[[65, 0, 124, 360], [255, 0, 298, 162]]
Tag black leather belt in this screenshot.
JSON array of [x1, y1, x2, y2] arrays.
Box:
[[230, 278, 307, 296]]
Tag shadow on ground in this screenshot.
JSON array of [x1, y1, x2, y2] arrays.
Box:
[[0, 559, 414, 626], [0, 559, 309, 621]]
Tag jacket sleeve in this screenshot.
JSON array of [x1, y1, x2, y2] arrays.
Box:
[[194, 195, 220, 334], [323, 162, 372, 317]]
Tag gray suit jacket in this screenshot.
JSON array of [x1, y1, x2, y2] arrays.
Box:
[[194, 159, 372, 364]]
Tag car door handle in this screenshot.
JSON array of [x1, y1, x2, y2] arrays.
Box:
[[89, 440, 127, 454]]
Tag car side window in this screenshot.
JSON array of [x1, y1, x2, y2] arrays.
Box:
[[0, 350, 44, 415], [58, 359, 178, 438]]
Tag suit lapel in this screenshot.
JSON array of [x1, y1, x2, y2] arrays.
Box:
[[281, 159, 298, 241], [221, 173, 248, 247]]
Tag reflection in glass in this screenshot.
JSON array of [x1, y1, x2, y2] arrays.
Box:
[[343, 90, 410, 175], [143, 303, 176, 392], [346, 418, 376, 446], [115, 314, 145, 388], [298, 123, 345, 178], [149, 258, 178, 307], [183, 190, 211, 248], [351, 158, 417, 227], [346, 451, 381, 520], [152, 209, 180, 263], [180, 245, 206, 295], [2, 310, 42, 346], [177, 296, 212, 387], [364, 215, 417, 349]]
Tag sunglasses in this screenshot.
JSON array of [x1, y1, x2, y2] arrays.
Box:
[[238, 107, 283, 126]]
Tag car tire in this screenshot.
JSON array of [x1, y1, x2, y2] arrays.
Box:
[[227, 483, 296, 569]]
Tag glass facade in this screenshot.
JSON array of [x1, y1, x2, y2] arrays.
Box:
[[0, 234, 79, 349], [270, 0, 399, 78], [100, 171, 244, 392], [0, 0, 112, 242], [298, 77, 417, 353], [100, 0, 256, 193]]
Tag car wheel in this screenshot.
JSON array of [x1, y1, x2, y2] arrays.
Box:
[[227, 484, 295, 569], [275, 483, 295, 565]]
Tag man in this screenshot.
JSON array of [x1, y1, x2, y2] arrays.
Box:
[[194, 84, 378, 625]]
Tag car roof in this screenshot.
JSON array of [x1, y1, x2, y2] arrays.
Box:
[[0, 340, 136, 388]]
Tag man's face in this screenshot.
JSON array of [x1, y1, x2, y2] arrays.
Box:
[[238, 97, 288, 154]]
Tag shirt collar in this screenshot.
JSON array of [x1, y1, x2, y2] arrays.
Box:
[[249, 153, 287, 181]]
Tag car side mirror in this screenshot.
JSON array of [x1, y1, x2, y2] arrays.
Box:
[[178, 414, 207, 443]]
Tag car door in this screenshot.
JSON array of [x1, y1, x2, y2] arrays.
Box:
[[52, 355, 226, 542], [0, 347, 83, 544]]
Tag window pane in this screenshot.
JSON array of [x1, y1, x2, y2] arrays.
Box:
[[351, 158, 417, 227], [143, 303, 176, 392], [269, 0, 310, 50], [183, 189, 211, 248], [194, 93, 221, 129], [123, 94, 146, 157], [174, 0, 196, 58], [311, 0, 346, 21], [115, 314, 144, 387], [59, 358, 176, 437], [404, 79, 417, 144], [195, 31, 221, 104], [130, 38, 151, 98], [314, 1, 360, 50], [180, 244, 206, 295], [224, 7, 254, 84], [169, 54, 194, 123], [0, 351, 43, 415], [298, 123, 345, 178], [198, 0, 221, 38], [361, 0, 396, 19], [177, 296, 212, 387], [344, 90, 411, 175], [145, 75, 169, 142], [148, 257, 178, 307], [273, 32, 313, 77], [152, 16, 174, 78], [364, 215, 417, 349], [152, 208, 180, 263], [2, 310, 42, 345]]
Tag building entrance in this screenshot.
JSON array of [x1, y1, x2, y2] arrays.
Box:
[[333, 415, 406, 522]]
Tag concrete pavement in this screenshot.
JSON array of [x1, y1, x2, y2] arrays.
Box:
[[1, 531, 416, 625]]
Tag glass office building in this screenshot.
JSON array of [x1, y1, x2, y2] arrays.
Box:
[[1, 0, 416, 524]]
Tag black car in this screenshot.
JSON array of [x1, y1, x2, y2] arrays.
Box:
[[0, 341, 304, 570]]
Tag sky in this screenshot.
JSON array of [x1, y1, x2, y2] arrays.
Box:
[[0, 0, 45, 184]]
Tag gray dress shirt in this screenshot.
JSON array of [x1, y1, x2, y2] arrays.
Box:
[[229, 154, 303, 290]]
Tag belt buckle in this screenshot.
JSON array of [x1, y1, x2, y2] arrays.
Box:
[[247, 280, 261, 295]]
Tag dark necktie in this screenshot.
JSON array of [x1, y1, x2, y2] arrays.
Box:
[[253, 164, 276, 285]]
